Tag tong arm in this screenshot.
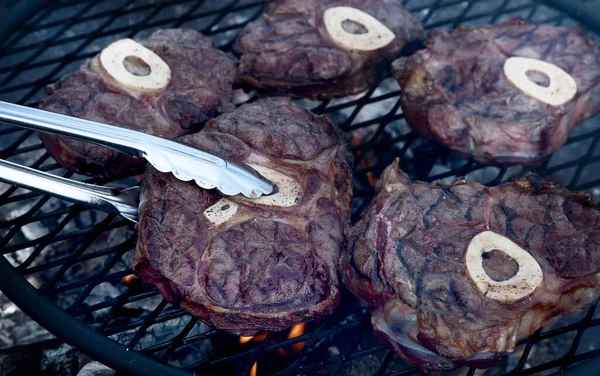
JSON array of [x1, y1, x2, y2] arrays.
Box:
[[0, 159, 139, 223], [0, 101, 274, 198]]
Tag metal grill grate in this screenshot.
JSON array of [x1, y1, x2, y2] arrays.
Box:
[[1, 0, 600, 375]]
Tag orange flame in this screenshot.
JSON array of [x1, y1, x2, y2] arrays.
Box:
[[277, 323, 307, 357], [122, 274, 137, 287], [239, 335, 253, 345], [239, 331, 268, 344], [288, 322, 307, 354], [238, 333, 267, 376]]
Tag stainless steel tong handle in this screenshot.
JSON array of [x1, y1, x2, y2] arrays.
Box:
[[0, 159, 140, 223], [0, 101, 274, 198]]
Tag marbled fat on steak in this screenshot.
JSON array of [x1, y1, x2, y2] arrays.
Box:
[[134, 98, 353, 334], [341, 159, 600, 370], [38, 29, 237, 178], [234, 0, 423, 99], [392, 18, 600, 165]]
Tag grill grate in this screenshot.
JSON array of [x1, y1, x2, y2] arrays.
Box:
[[1, 0, 600, 375]]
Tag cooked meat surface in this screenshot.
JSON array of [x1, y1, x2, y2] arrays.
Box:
[[134, 98, 353, 334], [234, 0, 423, 99], [38, 29, 237, 178], [392, 18, 600, 165], [341, 159, 600, 370]]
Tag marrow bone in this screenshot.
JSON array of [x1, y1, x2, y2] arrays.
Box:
[[465, 231, 543, 303], [99, 38, 171, 91], [503, 57, 577, 107], [240, 164, 302, 208], [323, 6, 395, 52], [204, 198, 239, 227]]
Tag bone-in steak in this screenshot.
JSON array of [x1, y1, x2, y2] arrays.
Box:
[[341, 159, 600, 370], [234, 0, 423, 99], [38, 29, 237, 178], [392, 18, 600, 165], [134, 98, 353, 334]]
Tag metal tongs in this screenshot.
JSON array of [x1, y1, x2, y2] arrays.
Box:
[[0, 101, 276, 222], [0, 101, 274, 198], [0, 159, 142, 222]]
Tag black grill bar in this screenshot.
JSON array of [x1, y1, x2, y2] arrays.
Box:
[[0, 254, 191, 376], [0, 0, 52, 47], [15, 210, 82, 271]]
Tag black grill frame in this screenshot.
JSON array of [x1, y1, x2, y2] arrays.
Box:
[[1, 0, 600, 375]]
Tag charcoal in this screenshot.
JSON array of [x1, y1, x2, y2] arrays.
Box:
[[76, 361, 114, 376]]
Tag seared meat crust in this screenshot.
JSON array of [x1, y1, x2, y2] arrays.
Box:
[[135, 98, 353, 334], [341, 159, 600, 370], [234, 0, 424, 99], [392, 18, 600, 165], [38, 29, 237, 178]]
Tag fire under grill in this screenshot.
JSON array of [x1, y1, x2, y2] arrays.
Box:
[[1, 0, 600, 375]]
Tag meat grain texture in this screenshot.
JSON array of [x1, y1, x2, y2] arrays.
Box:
[[341, 159, 600, 370], [234, 0, 424, 99], [134, 98, 353, 334], [393, 18, 600, 165], [38, 29, 237, 178]]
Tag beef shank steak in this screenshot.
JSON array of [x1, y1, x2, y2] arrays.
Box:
[[134, 98, 353, 333], [38, 29, 237, 178], [234, 0, 424, 99], [341, 159, 600, 370], [392, 18, 600, 165]]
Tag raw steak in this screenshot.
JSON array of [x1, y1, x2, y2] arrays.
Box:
[[392, 18, 600, 165], [38, 29, 237, 178], [234, 0, 423, 99], [341, 159, 600, 370], [134, 98, 353, 334]]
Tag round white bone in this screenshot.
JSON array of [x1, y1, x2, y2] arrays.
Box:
[[465, 231, 543, 303], [503, 57, 577, 107], [99, 38, 171, 91], [323, 6, 395, 52], [239, 164, 302, 208], [203, 199, 239, 227]]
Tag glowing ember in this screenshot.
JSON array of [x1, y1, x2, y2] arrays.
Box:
[[351, 132, 377, 187], [361, 154, 377, 187]]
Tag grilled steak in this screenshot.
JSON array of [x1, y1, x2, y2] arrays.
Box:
[[234, 0, 423, 99], [341, 159, 600, 370], [134, 98, 353, 334], [38, 29, 237, 178], [392, 18, 600, 165]]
